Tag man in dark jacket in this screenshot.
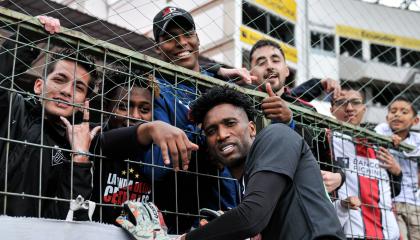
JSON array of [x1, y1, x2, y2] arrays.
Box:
[[0, 16, 99, 219]]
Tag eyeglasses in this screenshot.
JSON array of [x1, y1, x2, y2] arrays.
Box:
[[333, 98, 364, 108]]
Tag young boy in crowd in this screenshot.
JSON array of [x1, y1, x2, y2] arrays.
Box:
[[375, 97, 420, 240]]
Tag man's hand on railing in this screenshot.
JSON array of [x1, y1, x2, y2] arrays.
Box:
[[116, 201, 182, 240], [340, 196, 361, 210], [136, 121, 199, 171], [321, 170, 342, 193], [37, 15, 61, 34], [391, 134, 403, 147], [377, 146, 402, 175]]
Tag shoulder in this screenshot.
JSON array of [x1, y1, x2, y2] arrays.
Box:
[[257, 123, 301, 140], [374, 123, 392, 135]]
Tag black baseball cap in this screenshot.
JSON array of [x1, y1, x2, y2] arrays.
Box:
[[153, 6, 195, 42]]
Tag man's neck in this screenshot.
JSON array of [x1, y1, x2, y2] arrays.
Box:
[[276, 87, 285, 96], [192, 63, 200, 72], [230, 163, 245, 180]]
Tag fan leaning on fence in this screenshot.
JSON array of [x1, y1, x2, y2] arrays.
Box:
[[0, 16, 197, 221], [329, 87, 402, 239], [0, 16, 98, 219]]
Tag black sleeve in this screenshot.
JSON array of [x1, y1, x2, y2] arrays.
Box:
[[43, 161, 94, 220], [186, 171, 288, 240], [290, 78, 323, 102], [388, 171, 402, 198], [92, 124, 148, 159]]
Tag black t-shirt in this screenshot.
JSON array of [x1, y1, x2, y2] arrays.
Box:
[[186, 124, 344, 240], [244, 124, 344, 239]]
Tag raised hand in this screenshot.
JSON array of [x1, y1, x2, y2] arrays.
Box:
[[320, 78, 341, 99], [60, 100, 101, 163], [37, 15, 61, 34], [261, 83, 292, 123], [377, 146, 401, 175], [217, 67, 257, 86]]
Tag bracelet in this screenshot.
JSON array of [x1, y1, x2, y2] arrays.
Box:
[[71, 150, 90, 157]]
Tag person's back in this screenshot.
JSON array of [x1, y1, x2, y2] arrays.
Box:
[[245, 124, 344, 239]]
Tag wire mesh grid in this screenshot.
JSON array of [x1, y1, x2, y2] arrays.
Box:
[[0, 0, 420, 239]]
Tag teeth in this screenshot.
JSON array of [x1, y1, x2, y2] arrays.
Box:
[[177, 51, 190, 57], [222, 145, 233, 152]]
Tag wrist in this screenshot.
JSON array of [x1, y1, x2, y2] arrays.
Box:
[[136, 122, 153, 146], [71, 150, 90, 163]]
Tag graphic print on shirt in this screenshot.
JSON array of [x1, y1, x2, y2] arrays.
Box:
[[102, 169, 151, 206]]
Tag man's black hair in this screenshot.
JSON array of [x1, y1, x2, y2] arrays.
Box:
[[331, 84, 366, 103], [103, 65, 158, 102], [389, 96, 418, 116], [45, 48, 98, 95], [249, 39, 285, 62], [190, 85, 257, 124]]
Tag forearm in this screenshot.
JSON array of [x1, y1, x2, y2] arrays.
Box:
[[186, 171, 287, 240], [388, 170, 402, 198], [290, 78, 323, 102], [96, 124, 146, 159]]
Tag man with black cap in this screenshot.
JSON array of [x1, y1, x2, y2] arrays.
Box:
[[150, 6, 244, 234]]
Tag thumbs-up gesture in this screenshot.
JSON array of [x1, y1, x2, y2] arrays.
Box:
[[261, 83, 292, 123]]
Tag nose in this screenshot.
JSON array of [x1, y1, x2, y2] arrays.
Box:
[[130, 108, 142, 120], [176, 34, 188, 47], [216, 126, 230, 142], [60, 82, 72, 98], [345, 102, 355, 111]]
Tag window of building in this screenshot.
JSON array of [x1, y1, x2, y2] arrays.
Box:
[[370, 43, 397, 66], [311, 31, 335, 53], [269, 15, 295, 46], [242, 1, 267, 34], [401, 48, 420, 69], [339, 37, 362, 59]]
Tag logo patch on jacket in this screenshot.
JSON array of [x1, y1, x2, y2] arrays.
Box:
[[51, 146, 67, 166]]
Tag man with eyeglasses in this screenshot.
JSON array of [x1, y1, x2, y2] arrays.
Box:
[[329, 87, 402, 239]]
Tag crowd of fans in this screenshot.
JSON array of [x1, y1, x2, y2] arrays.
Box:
[[1, 6, 420, 240]]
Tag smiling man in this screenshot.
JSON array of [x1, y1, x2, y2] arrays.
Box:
[[177, 86, 344, 240], [0, 16, 99, 219]]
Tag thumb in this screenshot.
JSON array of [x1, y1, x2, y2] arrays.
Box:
[[90, 126, 102, 139], [266, 83, 276, 97]]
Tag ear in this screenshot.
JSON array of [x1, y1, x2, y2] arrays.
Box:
[[154, 42, 162, 56], [248, 121, 257, 138], [385, 113, 391, 123], [285, 66, 290, 78], [33, 78, 44, 95], [413, 116, 419, 126]]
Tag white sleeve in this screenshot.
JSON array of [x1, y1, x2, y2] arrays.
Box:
[[374, 123, 392, 136], [332, 200, 349, 227]]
